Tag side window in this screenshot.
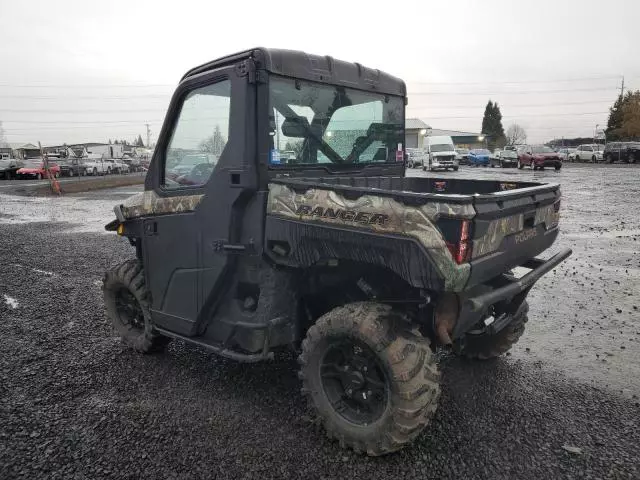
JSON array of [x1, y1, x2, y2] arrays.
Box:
[[164, 80, 231, 189]]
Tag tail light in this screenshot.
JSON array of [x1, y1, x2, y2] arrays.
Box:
[[444, 219, 473, 265]]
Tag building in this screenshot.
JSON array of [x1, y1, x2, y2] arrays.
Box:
[[10, 143, 41, 159], [405, 118, 485, 149], [405, 119, 430, 148], [428, 128, 486, 150]]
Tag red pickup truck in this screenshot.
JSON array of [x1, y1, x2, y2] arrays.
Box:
[[517, 145, 562, 171]]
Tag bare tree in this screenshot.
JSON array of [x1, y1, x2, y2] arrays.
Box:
[[199, 125, 227, 156], [505, 124, 527, 146]]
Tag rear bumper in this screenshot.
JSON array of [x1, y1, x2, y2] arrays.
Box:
[[452, 247, 572, 338]]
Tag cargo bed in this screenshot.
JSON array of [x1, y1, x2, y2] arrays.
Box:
[[267, 175, 562, 291]]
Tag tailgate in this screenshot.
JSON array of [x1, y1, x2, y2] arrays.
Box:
[[466, 183, 561, 288]]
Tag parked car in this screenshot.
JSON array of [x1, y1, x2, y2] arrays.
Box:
[[406, 148, 425, 168], [106, 159, 130, 174], [518, 145, 562, 170], [0, 158, 23, 180], [59, 158, 87, 177], [424, 136, 459, 171], [603, 142, 640, 164], [455, 148, 470, 165], [467, 149, 491, 167], [491, 149, 518, 168], [166, 153, 218, 182], [556, 147, 576, 162], [122, 155, 139, 172], [85, 156, 110, 176], [16, 159, 61, 179], [570, 144, 604, 163]]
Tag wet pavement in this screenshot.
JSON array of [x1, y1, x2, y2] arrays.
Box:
[[0, 163, 638, 479], [408, 163, 640, 397]]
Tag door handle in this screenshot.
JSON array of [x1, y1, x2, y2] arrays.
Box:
[[144, 221, 157, 236]]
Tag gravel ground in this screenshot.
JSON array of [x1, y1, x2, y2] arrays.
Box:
[[1, 164, 639, 479]]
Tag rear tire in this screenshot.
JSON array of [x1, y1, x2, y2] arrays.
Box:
[[103, 259, 171, 353], [453, 166, 459, 171], [455, 301, 529, 360], [299, 302, 440, 456]]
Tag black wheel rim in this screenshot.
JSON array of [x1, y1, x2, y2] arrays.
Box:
[[320, 338, 389, 425], [115, 288, 145, 331]]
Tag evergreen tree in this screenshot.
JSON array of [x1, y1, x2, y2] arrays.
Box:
[[617, 90, 640, 140], [607, 91, 636, 141], [480, 100, 506, 151]]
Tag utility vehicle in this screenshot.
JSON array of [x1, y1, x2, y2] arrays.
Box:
[[103, 48, 571, 456]]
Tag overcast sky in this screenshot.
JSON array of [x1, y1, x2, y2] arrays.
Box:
[[1, 0, 639, 145]]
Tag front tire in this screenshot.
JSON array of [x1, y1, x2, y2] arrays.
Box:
[[517, 159, 523, 169], [103, 259, 171, 353], [456, 301, 529, 360], [299, 302, 440, 456]]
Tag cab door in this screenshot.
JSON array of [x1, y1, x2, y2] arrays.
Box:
[[142, 67, 255, 336]]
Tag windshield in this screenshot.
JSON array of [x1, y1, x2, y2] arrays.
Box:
[[456, 148, 469, 154], [431, 144, 454, 153], [269, 76, 404, 166], [532, 146, 554, 153], [502, 150, 517, 158], [472, 149, 491, 155]]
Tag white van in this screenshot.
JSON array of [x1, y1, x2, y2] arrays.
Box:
[[424, 135, 458, 172]]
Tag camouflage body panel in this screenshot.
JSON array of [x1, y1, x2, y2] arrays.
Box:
[[267, 183, 473, 291], [121, 190, 204, 220], [473, 214, 524, 258], [534, 203, 560, 230], [473, 202, 560, 258]]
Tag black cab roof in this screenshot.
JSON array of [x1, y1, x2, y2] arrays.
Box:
[[181, 48, 406, 98]]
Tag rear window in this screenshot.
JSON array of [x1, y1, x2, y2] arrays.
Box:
[[532, 146, 554, 153]]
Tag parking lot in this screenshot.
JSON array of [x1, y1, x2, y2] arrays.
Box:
[[0, 163, 639, 479]]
